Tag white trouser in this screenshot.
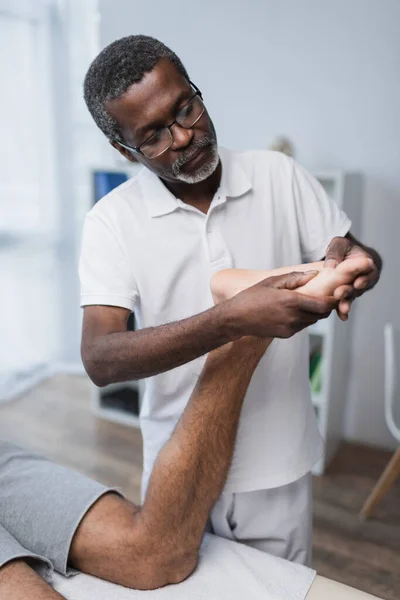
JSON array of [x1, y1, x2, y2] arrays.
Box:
[[209, 472, 313, 566]]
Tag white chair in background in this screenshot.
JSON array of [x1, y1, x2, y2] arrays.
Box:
[[360, 323, 400, 519]]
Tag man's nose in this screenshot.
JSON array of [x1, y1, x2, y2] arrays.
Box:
[[170, 123, 194, 150]]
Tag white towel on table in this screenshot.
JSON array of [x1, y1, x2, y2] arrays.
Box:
[[52, 533, 316, 600]]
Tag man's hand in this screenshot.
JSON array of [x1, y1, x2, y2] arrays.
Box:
[[227, 271, 337, 339], [324, 234, 382, 321]]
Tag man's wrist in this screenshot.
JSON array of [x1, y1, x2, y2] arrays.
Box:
[[212, 299, 245, 343]]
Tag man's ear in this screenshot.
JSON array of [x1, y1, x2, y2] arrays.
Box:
[[110, 140, 138, 164]]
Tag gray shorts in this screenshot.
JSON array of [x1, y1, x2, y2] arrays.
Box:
[[0, 441, 120, 581]]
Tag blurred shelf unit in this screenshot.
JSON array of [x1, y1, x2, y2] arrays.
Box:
[[92, 378, 143, 429], [90, 169, 143, 428], [310, 170, 363, 475]]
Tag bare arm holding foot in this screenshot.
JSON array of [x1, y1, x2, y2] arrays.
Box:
[[139, 335, 273, 581], [70, 335, 272, 589]]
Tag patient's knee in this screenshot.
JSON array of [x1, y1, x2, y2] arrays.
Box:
[[69, 493, 138, 569], [70, 493, 199, 590]]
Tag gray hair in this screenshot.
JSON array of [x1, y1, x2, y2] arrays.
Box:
[[83, 35, 189, 141]]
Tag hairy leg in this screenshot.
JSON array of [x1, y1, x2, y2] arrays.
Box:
[[0, 560, 65, 600], [68, 492, 156, 589], [69, 492, 193, 590], [211, 256, 373, 304]]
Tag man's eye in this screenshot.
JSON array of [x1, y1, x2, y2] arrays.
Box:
[[145, 131, 163, 145], [179, 102, 193, 118]]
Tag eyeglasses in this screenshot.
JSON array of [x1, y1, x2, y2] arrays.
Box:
[[116, 82, 206, 160]]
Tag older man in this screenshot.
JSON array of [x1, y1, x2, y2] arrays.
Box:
[[80, 35, 381, 565]]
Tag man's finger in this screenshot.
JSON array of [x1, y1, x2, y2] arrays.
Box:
[[286, 307, 333, 335], [338, 298, 352, 316], [294, 292, 338, 315], [337, 311, 349, 322], [337, 303, 350, 321], [269, 270, 319, 291], [340, 299, 351, 313], [324, 258, 339, 269], [304, 310, 332, 323], [294, 311, 331, 330], [324, 236, 350, 268], [354, 276, 369, 290], [346, 243, 371, 258], [354, 266, 379, 290], [333, 284, 353, 301]]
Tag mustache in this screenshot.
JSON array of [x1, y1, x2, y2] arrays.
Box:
[[172, 136, 215, 174]]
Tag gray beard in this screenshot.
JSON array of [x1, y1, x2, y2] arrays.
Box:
[[162, 136, 219, 184]]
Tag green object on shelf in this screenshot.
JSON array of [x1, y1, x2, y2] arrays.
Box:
[[309, 348, 323, 377], [310, 354, 323, 394], [309, 350, 321, 378]]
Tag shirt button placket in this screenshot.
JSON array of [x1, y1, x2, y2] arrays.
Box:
[[206, 204, 233, 271]]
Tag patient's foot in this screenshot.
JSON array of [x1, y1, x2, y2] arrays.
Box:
[[211, 256, 373, 304], [297, 255, 373, 297]]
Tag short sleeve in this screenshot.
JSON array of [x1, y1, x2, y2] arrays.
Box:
[[292, 161, 352, 263], [79, 212, 138, 311]]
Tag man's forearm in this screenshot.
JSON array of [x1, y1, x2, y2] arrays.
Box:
[[83, 270, 333, 387], [85, 303, 238, 386], [137, 337, 271, 564]]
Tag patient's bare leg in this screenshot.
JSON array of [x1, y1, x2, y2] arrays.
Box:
[[0, 560, 65, 599], [68, 493, 151, 589], [69, 492, 193, 590], [211, 256, 373, 304]]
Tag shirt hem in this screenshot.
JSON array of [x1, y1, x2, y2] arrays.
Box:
[[221, 445, 325, 494], [80, 294, 135, 311]]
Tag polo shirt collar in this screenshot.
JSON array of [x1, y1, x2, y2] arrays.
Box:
[[140, 147, 252, 218], [139, 168, 179, 218], [218, 147, 252, 199]]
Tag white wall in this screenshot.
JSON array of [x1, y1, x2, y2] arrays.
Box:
[[99, 0, 400, 449]]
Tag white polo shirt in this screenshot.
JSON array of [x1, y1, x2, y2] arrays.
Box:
[[80, 148, 351, 493]]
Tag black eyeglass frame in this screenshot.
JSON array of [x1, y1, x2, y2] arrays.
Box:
[[115, 81, 204, 159]]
